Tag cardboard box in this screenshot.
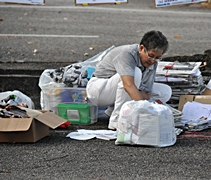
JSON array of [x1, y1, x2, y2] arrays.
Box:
[[0, 111, 66, 143], [178, 95, 211, 111]]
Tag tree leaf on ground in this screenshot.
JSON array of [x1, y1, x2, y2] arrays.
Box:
[[27, 41, 36, 44], [70, 50, 76, 54], [174, 35, 182, 39]]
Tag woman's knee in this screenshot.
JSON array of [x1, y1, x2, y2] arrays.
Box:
[[159, 83, 172, 102], [151, 83, 172, 103]]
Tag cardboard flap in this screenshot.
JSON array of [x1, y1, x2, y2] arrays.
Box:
[[194, 96, 211, 104], [35, 111, 66, 129], [178, 95, 195, 111], [0, 118, 33, 132]]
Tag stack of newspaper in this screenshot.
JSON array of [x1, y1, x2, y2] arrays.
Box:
[[155, 61, 205, 108]]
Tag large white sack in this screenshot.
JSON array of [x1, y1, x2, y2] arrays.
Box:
[[115, 100, 176, 147]]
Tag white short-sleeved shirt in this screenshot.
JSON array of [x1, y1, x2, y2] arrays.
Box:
[[93, 44, 157, 92]]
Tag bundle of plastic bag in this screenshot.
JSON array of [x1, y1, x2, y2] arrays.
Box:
[[115, 100, 176, 147]]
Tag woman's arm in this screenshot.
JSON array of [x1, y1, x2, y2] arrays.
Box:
[[121, 75, 149, 101]]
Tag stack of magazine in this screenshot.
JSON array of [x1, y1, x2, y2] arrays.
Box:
[[155, 61, 205, 108]]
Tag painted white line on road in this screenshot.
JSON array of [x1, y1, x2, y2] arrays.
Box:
[[0, 5, 211, 16], [0, 34, 99, 38]]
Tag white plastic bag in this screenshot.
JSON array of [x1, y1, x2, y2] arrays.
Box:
[[38, 46, 115, 111], [0, 90, 35, 109], [115, 100, 176, 147], [38, 45, 115, 90]]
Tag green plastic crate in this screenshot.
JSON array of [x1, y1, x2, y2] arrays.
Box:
[[57, 103, 92, 124]]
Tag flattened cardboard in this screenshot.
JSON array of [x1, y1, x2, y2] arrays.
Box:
[[178, 95, 211, 111], [0, 111, 66, 143]]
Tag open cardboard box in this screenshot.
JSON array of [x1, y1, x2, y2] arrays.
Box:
[[0, 111, 66, 143], [178, 95, 211, 111]]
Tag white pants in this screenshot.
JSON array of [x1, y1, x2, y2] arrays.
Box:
[[86, 67, 172, 129]]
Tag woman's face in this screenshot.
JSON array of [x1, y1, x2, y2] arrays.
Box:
[[139, 45, 163, 68]]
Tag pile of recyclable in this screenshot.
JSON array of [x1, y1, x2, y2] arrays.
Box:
[[155, 61, 205, 108], [38, 47, 115, 123], [0, 90, 35, 118], [0, 105, 29, 118]]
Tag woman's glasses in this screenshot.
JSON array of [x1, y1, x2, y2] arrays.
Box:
[[144, 48, 162, 62]]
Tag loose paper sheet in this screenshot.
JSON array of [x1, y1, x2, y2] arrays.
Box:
[[182, 101, 211, 125], [66, 129, 117, 141]]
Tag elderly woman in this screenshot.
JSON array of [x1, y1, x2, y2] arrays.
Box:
[[86, 30, 172, 130]]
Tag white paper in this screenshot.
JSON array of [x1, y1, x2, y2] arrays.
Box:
[[206, 79, 211, 90], [66, 132, 96, 140], [75, 0, 127, 5], [192, 69, 201, 77], [156, 62, 202, 76], [66, 129, 117, 141], [182, 101, 211, 125], [135, 114, 174, 146], [155, 0, 206, 8], [155, 76, 187, 82]]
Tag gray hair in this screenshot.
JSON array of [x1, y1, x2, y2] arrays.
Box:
[[140, 30, 169, 54]]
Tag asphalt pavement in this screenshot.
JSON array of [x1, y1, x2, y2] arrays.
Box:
[[1, 1, 211, 180], [1, 114, 211, 180], [1, 0, 211, 63]]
